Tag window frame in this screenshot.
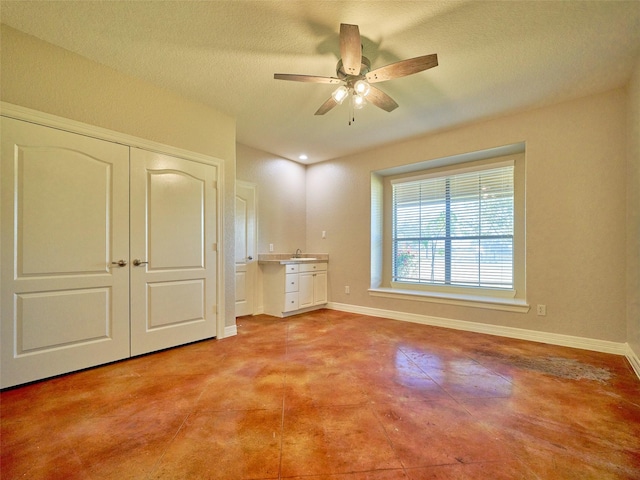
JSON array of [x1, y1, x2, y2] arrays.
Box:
[[370, 147, 527, 312]]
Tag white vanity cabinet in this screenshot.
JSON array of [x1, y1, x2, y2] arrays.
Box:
[[262, 261, 328, 317], [299, 263, 328, 309]]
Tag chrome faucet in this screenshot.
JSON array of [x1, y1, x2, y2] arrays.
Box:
[[294, 248, 302, 258]]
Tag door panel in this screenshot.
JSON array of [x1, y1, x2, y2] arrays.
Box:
[[18, 148, 112, 275], [148, 170, 204, 268], [18, 288, 112, 352], [147, 280, 205, 329], [130, 148, 217, 356], [1, 117, 130, 388], [235, 182, 256, 317]]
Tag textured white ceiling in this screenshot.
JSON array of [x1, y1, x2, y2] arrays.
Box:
[[2, 1, 639, 163]]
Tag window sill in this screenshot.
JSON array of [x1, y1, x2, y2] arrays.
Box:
[[368, 287, 530, 313]]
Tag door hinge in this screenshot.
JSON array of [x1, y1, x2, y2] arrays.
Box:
[[212, 243, 217, 251]]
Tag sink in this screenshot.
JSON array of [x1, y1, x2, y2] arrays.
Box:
[[288, 257, 317, 261]]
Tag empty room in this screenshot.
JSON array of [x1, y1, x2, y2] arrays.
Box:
[[1, 1, 639, 479]]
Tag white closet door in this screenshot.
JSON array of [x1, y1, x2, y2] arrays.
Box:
[[1, 117, 130, 388], [129, 148, 217, 356]]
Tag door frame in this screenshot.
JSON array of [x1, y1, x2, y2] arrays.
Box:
[[0, 102, 227, 342]]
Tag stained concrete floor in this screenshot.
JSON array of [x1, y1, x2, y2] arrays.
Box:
[[2, 309, 639, 479]]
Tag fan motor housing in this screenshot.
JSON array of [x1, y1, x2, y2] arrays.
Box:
[[336, 56, 371, 82]]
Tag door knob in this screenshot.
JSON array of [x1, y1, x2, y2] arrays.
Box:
[[133, 259, 148, 266], [111, 259, 127, 267]]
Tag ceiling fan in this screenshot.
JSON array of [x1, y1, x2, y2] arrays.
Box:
[[274, 23, 438, 119]]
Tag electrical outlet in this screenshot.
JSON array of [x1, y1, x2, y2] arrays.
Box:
[[537, 304, 547, 316], [269, 243, 274, 252], [345, 286, 350, 294], [322, 230, 326, 239]]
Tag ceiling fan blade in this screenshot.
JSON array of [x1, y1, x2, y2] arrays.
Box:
[[314, 97, 339, 115], [274, 73, 342, 84], [340, 23, 362, 76], [367, 86, 399, 112], [366, 54, 438, 84]]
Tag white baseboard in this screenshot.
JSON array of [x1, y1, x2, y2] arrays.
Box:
[[326, 302, 629, 357], [223, 325, 238, 338], [626, 343, 640, 379]]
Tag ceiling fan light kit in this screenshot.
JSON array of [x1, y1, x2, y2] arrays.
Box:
[[353, 93, 365, 109], [354, 79, 371, 96], [274, 23, 438, 124], [332, 85, 349, 104]]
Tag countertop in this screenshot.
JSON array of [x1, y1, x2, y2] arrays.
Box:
[[258, 253, 329, 265]]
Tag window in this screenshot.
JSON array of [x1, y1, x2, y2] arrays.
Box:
[[370, 145, 527, 312], [392, 162, 514, 290]]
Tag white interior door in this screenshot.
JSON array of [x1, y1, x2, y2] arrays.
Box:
[[235, 182, 256, 317], [129, 148, 217, 356], [1, 117, 130, 388]]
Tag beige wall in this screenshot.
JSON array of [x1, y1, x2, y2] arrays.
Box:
[[0, 26, 238, 329], [236, 144, 307, 255], [235, 144, 307, 313], [627, 59, 640, 358], [306, 88, 629, 342]]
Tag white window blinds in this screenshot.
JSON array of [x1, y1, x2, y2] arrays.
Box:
[[392, 162, 514, 289]]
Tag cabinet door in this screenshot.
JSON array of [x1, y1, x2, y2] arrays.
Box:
[[313, 271, 328, 305], [299, 272, 315, 309], [129, 148, 218, 356], [1, 117, 130, 388]]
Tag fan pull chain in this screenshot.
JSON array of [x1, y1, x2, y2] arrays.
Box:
[[348, 95, 355, 126]]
